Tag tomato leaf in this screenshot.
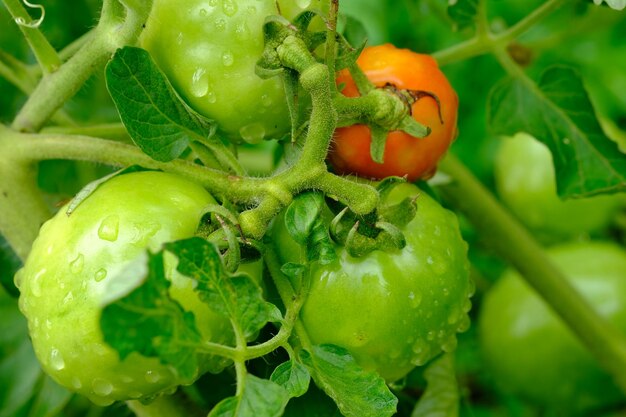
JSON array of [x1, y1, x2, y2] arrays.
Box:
[[208, 375, 290, 417], [299, 344, 398, 417], [488, 65, 626, 198], [411, 354, 460, 417], [448, 0, 479, 31], [284, 193, 336, 265], [105, 46, 215, 162], [165, 237, 280, 340], [100, 251, 204, 381], [270, 361, 311, 398]]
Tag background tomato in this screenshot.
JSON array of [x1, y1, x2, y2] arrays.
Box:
[[494, 132, 625, 239], [478, 241, 626, 415], [15, 171, 233, 405], [271, 183, 472, 382], [329, 44, 459, 181], [140, 0, 327, 143]]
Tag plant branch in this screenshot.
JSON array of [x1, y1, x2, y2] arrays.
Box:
[[433, 0, 573, 66], [11, 0, 152, 132], [2, 0, 61, 73], [437, 153, 626, 394], [0, 127, 263, 203]]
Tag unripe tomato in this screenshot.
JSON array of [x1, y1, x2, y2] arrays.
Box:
[[140, 0, 327, 143], [272, 183, 472, 381], [494, 132, 625, 238], [329, 44, 459, 181], [15, 171, 232, 405], [479, 241, 626, 415]]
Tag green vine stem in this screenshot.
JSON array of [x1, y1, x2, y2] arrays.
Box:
[[0, 155, 50, 260], [437, 153, 626, 394], [11, 0, 152, 132], [433, 0, 572, 66], [0, 126, 261, 202], [2, 0, 61, 73]]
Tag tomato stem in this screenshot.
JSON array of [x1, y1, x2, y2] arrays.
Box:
[[2, 0, 61, 74], [11, 0, 152, 132], [438, 153, 626, 395], [433, 0, 573, 67]]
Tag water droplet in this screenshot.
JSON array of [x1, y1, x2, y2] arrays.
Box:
[[457, 315, 471, 332], [261, 94, 272, 107], [222, 51, 234, 66], [408, 291, 422, 308], [468, 278, 476, 297], [214, 18, 226, 31], [70, 254, 84, 274], [563, 137, 571, 145], [129, 391, 143, 399], [121, 375, 134, 383], [45, 319, 52, 329], [426, 256, 434, 265], [246, 5, 256, 14], [207, 90, 217, 103], [412, 339, 426, 354], [437, 330, 446, 339], [239, 123, 266, 144], [389, 348, 402, 359], [427, 331, 435, 341], [199, 7, 207, 16], [31, 268, 46, 297], [72, 377, 82, 389], [190, 68, 209, 97], [94, 268, 107, 282], [208, 0, 217, 6], [234, 23, 249, 40], [62, 291, 74, 305], [98, 215, 119, 242], [296, 0, 312, 8], [222, 0, 237, 16], [92, 378, 113, 396], [462, 298, 472, 313], [442, 287, 450, 296], [441, 335, 458, 352], [50, 348, 65, 370], [176, 32, 184, 45], [145, 370, 162, 383], [447, 309, 461, 325], [92, 343, 108, 357], [14, 269, 24, 289]]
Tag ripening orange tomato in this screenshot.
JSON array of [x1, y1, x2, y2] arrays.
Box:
[[329, 44, 458, 181]]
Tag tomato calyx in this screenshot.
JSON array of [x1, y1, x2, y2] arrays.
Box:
[[322, 179, 418, 257]]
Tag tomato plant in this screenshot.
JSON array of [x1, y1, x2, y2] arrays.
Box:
[[140, 0, 326, 143], [271, 183, 472, 382], [1, 0, 626, 416], [478, 241, 626, 415], [15, 171, 233, 405], [328, 44, 459, 181], [494, 132, 625, 238]]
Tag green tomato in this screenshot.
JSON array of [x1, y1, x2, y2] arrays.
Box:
[[272, 183, 472, 382], [494, 132, 625, 238], [140, 0, 326, 143], [15, 171, 232, 406], [478, 241, 626, 414]]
